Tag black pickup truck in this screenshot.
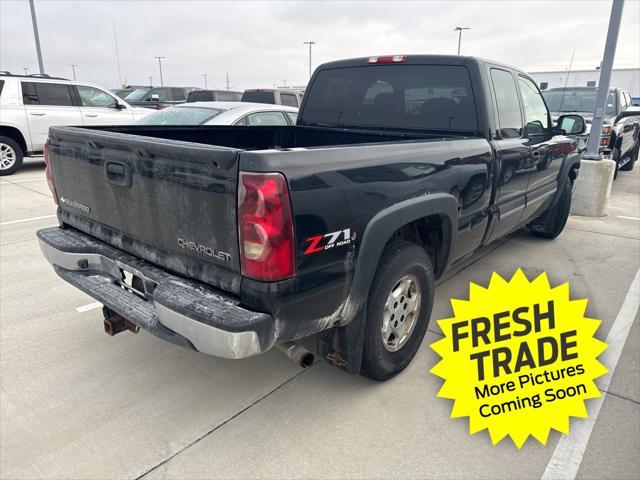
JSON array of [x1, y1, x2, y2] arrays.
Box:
[[38, 55, 585, 380]]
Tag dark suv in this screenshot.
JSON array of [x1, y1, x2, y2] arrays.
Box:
[[187, 89, 242, 102], [124, 87, 193, 109]]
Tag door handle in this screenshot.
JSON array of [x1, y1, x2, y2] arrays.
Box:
[[30, 112, 46, 116], [84, 114, 98, 118], [105, 160, 132, 187]]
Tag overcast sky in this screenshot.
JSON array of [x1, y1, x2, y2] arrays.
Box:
[[1, 0, 639, 91]]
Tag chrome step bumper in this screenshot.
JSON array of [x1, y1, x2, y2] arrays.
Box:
[[37, 226, 275, 359]]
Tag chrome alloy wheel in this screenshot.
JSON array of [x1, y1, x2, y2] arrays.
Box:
[[0, 143, 16, 171], [381, 274, 422, 352]]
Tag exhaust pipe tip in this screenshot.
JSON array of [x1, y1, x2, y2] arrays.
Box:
[[277, 342, 315, 368], [299, 351, 315, 368]]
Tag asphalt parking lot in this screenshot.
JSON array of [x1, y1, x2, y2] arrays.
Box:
[[1, 157, 638, 480]]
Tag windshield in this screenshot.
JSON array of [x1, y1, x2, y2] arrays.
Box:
[[542, 89, 616, 115], [125, 88, 151, 101], [241, 91, 276, 104], [135, 106, 225, 125], [112, 89, 132, 99], [301, 64, 478, 132]]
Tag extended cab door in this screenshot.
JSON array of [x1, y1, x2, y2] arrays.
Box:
[[74, 85, 134, 125], [21, 81, 82, 152], [517, 76, 563, 223], [484, 68, 531, 243]]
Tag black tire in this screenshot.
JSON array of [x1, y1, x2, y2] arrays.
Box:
[[0, 136, 24, 176], [612, 147, 620, 179], [361, 240, 435, 381], [531, 179, 572, 239], [619, 141, 638, 172]]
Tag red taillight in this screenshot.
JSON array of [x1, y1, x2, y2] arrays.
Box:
[[238, 172, 294, 281], [367, 55, 407, 64], [43, 139, 58, 205]]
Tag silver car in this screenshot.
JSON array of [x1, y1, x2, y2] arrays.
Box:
[[134, 102, 298, 126]]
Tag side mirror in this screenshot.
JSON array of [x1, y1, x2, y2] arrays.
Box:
[[150, 94, 160, 102], [115, 102, 126, 110], [557, 114, 586, 135]]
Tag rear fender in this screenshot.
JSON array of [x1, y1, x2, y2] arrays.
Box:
[[317, 193, 459, 374]]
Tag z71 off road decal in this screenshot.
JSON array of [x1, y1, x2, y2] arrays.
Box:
[[304, 228, 353, 255]]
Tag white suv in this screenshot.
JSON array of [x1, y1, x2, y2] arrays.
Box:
[[0, 73, 152, 175]]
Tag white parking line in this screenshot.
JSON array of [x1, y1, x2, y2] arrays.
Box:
[[617, 215, 640, 221], [0, 214, 57, 226], [75, 302, 103, 313], [542, 267, 640, 480]]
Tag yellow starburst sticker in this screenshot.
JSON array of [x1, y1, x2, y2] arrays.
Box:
[[430, 269, 608, 448]]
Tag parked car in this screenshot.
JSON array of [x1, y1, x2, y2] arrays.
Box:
[[0, 72, 152, 175], [609, 106, 639, 174], [241, 88, 303, 107], [38, 54, 583, 380], [542, 86, 635, 151], [135, 102, 298, 126], [186, 89, 242, 102], [124, 87, 193, 109]]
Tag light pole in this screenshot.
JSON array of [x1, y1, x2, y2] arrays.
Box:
[[113, 21, 123, 87], [28, 0, 45, 74], [202, 73, 208, 89], [154, 56, 165, 86], [148, 75, 153, 86], [454, 27, 470, 55], [303, 41, 316, 78], [69, 64, 78, 80], [584, 0, 625, 160]]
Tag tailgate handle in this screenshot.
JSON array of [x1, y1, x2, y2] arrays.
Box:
[[105, 161, 132, 187]]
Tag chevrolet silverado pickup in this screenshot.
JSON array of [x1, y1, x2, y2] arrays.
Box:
[[38, 55, 585, 380]]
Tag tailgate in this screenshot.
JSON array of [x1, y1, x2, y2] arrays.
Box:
[[48, 126, 242, 294]]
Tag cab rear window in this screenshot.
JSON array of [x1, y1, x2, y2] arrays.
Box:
[[241, 91, 276, 104], [302, 64, 478, 132]]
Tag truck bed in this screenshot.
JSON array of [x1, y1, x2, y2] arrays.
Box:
[[80, 124, 439, 150]]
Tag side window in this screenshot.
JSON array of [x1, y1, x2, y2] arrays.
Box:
[[22, 82, 38, 104], [280, 93, 298, 107], [234, 115, 248, 126], [76, 85, 118, 108], [22, 82, 74, 106], [623, 92, 631, 109], [246, 111, 288, 126], [171, 88, 186, 101], [285, 111, 298, 124], [518, 76, 549, 135], [490, 69, 523, 139]]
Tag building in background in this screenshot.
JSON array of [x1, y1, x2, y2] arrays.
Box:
[[528, 68, 639, 97]]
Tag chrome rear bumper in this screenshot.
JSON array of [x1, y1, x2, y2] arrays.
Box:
[[37, 227, 275, 359]]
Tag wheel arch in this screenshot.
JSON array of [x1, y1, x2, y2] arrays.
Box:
[[346, 193, 458, 324], [317, 193, 458, 375], [0, 126, 28, 154]]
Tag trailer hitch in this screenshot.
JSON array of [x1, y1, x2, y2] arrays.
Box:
[[102, 306, 140, 336]]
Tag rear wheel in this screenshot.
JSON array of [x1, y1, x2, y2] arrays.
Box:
[[531, 179, 572, 239], [0, 136, 24, 176], [361, 240, 434, 381], [619, 141, 638, 172]]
